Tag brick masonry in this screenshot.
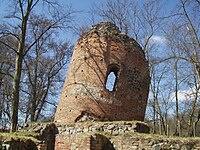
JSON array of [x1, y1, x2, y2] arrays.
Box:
[[54, 121, 150, 150], [53, 121, 200, 150], [55, 133, 200, 150], [54, 22, 150, 123]]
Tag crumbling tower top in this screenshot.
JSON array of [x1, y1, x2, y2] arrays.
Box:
[[55, 22, 150, 123], [79, 22, 143, 53]]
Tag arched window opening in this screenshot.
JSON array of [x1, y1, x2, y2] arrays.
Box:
[[106, 65, 119, 92]]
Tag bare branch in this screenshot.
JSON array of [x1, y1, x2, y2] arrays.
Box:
[[18, 0, 24, 17], [0, 41, 18, 54]]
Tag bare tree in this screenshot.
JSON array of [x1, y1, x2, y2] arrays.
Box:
[[0, 0, 74, 132], [91, 0, 163, 53], [20, 14, 73, 122], [149, 63, 169, 134], [0, 36, 16, 128], [163, 0, 200, 136]]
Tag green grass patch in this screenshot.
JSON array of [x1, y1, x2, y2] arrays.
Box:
[[0, 132, 40, 143]]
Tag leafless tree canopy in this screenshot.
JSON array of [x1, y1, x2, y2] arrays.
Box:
[[0, 0, 74, 132]]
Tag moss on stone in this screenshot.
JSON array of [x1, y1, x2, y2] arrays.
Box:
[[0, 132, 40, 143], [55, 120, 148, 126]]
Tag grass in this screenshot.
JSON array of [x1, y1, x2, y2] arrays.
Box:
[[0, 131, 40, 143]]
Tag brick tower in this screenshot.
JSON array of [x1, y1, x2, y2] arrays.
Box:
[[54, 22, 150, 123]]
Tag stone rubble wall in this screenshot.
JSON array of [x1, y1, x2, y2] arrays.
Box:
[[0, 138, 38, 150], [55, 132, 200, 150], [56, 121, 150, 136], [110, 135, 200, 150], [2, 122, 200, 150], [18, 123, 58, 150], [54, 121, 200, 150]]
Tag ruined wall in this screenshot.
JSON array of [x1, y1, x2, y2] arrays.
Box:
[[55, 134, 115, 150], [54, 121, 150, 150], [19, 123, 58, 150], [54, 22, 150, 123], [0, 139, 38, 150], [55, 133, 200, 150], [4, 122, 199, 150], [55, 134, 91, 150], [55, 121, 150, 136], [110, 135, 200, 150], [53, 121, 200, 150]]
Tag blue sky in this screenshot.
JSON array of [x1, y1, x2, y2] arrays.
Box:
[[0, 0, 105, 22], [0, 0, 177, 24], [0, 0, 178, 42]]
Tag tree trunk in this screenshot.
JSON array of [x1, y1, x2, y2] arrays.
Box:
[[10, 0, 33, 131], [10, 12, 30, 132], [11, 49, 23, 132], [174, 60, 180, 136]]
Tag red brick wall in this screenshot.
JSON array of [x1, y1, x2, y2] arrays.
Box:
[[55, 134, 91, 150], [55, 133, 116, 150], [54, 22, 150, 123]]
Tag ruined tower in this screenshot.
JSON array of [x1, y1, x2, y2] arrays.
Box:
[[54, 22, 150, 123]]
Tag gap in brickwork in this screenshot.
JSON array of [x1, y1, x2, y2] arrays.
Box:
[[106, 72, 116, 91], [106, 65, 119, 91]]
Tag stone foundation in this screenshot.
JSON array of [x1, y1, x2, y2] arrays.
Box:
[[20, 123, 58, 150], [55, 133, 200, 150], [110, 134, 200, 150], [56, 121, 150, 136], [54, 121, 200, 150], [55, 121, 149, 150], [0, 123, 58, 150], [1, 121, 200, 150], [0, 138, 38, 150]]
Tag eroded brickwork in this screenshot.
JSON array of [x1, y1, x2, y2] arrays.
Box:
[[54, 22, 150, 123], [55, 133, 200, 150]]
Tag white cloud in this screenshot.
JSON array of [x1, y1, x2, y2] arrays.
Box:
[[170, 88, 198, 102], [150, 35, 167, 45]]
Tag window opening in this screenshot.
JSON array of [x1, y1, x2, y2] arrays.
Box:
[[106, 65, 119, 92]]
